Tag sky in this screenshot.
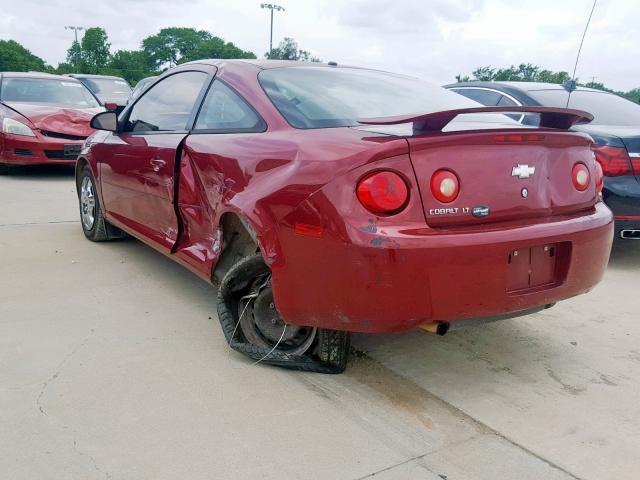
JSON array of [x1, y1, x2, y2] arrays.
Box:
[[1, 0, 638, 91]]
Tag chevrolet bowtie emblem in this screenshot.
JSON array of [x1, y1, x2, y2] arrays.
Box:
[[512, 164, 536, 179]]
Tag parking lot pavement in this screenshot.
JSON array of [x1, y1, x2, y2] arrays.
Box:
[[1, 166, 639, 480]]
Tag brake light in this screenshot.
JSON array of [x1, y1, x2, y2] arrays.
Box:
[[430, 170, 460, 203], [572, 163, 590, 191], [631, 156, 640, 176], [594, 160, 604, 194], [494, 134, 544, 142], [592, 145, 632, 176], [356, 171, 408, 214]]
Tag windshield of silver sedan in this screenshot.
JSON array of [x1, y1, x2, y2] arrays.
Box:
[[0, 78, 100, 108]]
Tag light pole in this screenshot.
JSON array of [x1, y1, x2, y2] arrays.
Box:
[[65, 26, 84, 70], [65, 25, 84, 44], [260, 3, 285, 57]]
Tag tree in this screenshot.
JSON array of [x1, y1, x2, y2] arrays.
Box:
[[0, 40, 50, 72], [65, 40, 84, 71], [180, 37, 256, 63], [109, 50, 153, 84], [265, 37, 320, 62], [63, 27, 111, 73], [142, 27, 212, 69], [624, 88, 640, 104], [459, 64, 570, 84]]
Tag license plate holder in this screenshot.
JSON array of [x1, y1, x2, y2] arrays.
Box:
[[507, 243, 562, 293], [63, 144, 81, 157]]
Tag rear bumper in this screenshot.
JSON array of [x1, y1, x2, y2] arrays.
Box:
[[603, 176, 640, 231], [0, 133, 82, 166], [272, 202, 613, 333]]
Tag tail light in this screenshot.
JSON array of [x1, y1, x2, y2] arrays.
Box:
[[572, 163, 590, 191], [430, 170, 460, 203], [356, 170, 408, 214], [594, 160, 604, 194], [593, 145, 632, 176], [631, 155, 640, 176]]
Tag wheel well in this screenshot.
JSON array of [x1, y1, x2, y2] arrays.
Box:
[[212, 213, 260, 284], [75, 157, 89, 192]]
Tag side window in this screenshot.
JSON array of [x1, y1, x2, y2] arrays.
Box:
[[125, 71, 208, 133], [194, 81, 265, 132], [497, 95, 518, 106], [452, 88, 502, 106]]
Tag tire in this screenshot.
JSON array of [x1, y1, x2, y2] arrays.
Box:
[[0, 163, 10, 175], [77, 165, 126, 242], [217, 254, 350, 373]]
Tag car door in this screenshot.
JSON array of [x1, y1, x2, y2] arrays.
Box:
[[97, 68, 213, 251]]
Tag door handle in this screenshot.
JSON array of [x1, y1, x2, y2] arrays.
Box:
[[150, 158, 166, 172]]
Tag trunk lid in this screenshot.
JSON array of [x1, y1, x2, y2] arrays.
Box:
[[406, 129, 598, 227]]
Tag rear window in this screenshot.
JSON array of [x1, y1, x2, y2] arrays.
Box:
[[527, 89, 640, 126], [81, 78, 132, 100], [259, 67, 482, 129], [0, 78, 100, 108]]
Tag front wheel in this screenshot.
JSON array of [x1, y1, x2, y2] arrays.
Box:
[[217, 254, 350, 373], [78, 165, 126, 241]]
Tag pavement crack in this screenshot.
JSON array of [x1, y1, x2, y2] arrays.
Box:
[[73, 437, 112, 480], [0, 220, 78, 227], [36, 330, 94, 416]]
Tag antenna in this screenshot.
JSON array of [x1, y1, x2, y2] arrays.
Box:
[[566, 0, 597, 107]]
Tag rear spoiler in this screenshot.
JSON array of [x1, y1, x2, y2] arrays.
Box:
[[359, 106, 593, 132]]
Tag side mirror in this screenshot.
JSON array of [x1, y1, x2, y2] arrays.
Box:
[[104, 102, 118, 111], [90, 111, 118, 132]]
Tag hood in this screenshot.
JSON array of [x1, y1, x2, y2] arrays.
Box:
[[4, 102, 103, 137]]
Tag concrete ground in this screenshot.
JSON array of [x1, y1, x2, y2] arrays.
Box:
[[1, 165, 639, 480]]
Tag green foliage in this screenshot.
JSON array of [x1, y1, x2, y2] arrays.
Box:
[[624, 88, 640, 104], [265, 37, 320, 62], [81, 27, 111, 73], [180, 37, 257, 63], [457, 63, 640, 104], [466, 63, 571, 83], [109, 50, 153, 84], [0, 40, 50, 72], [141, 27, 210, 69]]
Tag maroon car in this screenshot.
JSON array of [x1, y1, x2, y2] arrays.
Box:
[[0, 72, 102, 174], [77, 60, 613, 373]]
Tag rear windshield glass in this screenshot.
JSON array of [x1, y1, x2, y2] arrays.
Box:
[[0, 78, 100, 108], [527, 89, 640, 126], [259, 67, 503, 129], [81, 78, 132, 100]]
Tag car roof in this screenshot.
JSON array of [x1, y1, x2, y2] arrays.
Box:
[[0, 71, 81, 81], [445, 80, 605, 93], [67, 74, 127, 80], [182, 59, 335, 70]]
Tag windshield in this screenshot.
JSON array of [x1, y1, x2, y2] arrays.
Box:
[[80, 78, 132, 101], [0, 78, 100, 108], [259, 67, 491, 129], [527, 89, 640, 126]]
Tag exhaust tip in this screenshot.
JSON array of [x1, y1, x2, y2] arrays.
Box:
[[620, 230, 640, 240]]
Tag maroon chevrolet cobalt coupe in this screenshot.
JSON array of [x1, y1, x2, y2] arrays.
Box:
[[0, 72, 102, 174], [76, 60, 613, 373]]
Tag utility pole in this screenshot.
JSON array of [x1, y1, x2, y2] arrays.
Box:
[[260, 3, 285, 57]]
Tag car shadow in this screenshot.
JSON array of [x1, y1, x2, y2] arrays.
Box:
[[3, 164, 75, 180], [608, 238, 640, 271]]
